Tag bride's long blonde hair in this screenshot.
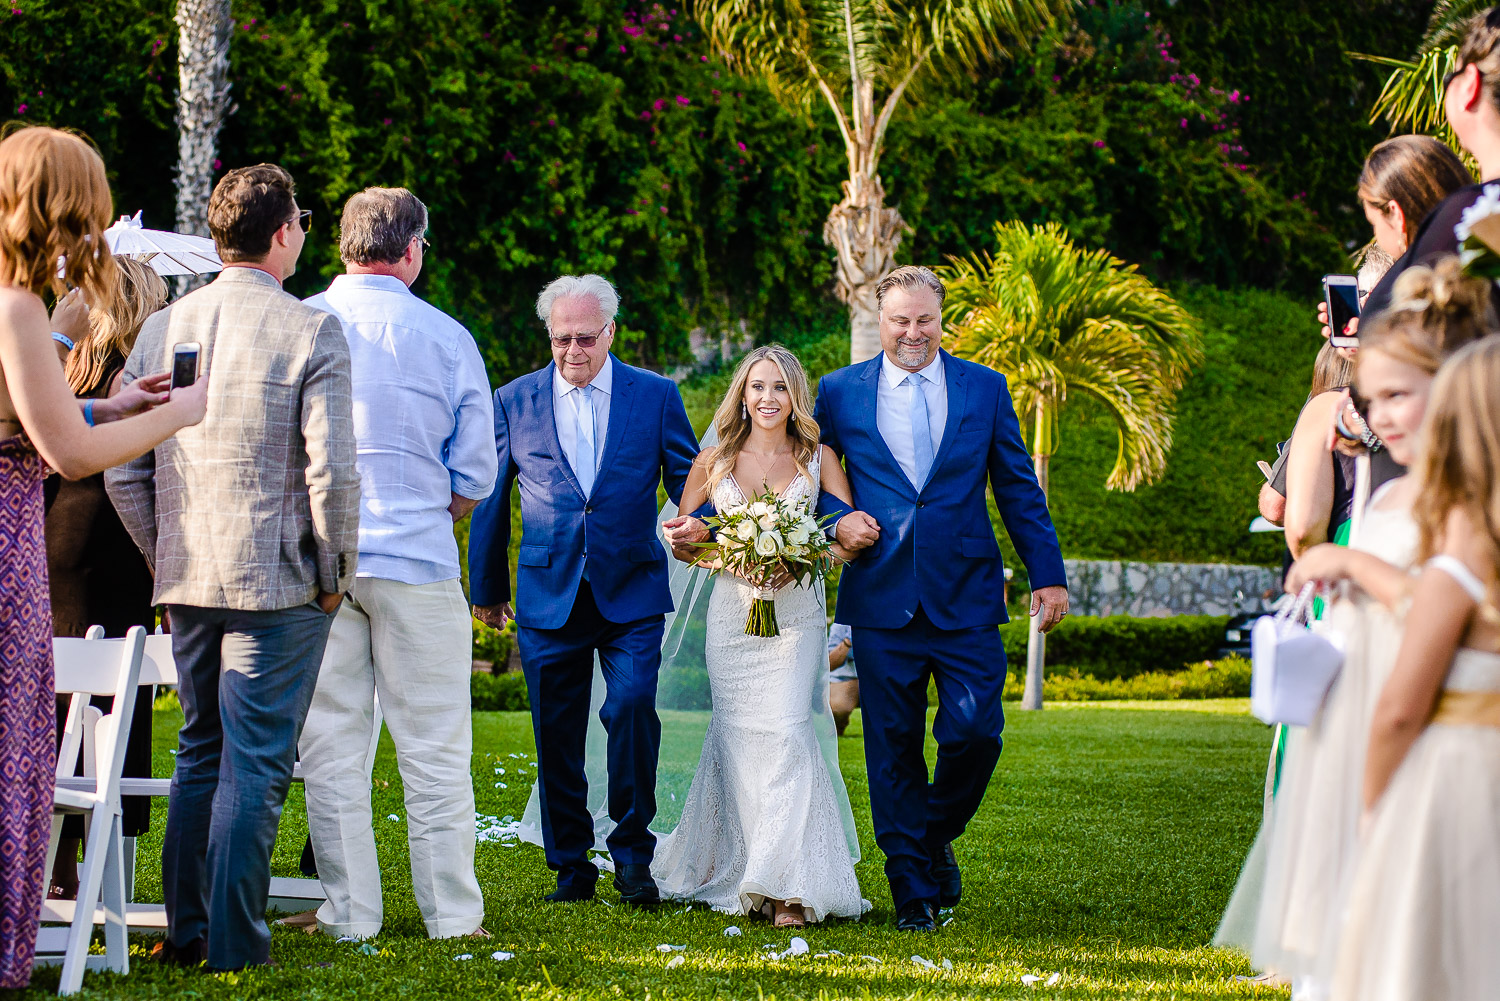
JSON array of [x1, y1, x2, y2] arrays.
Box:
[[704, 344, 821, 499]]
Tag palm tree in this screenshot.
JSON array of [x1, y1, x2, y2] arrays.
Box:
[[692, 0, 1071, 362], [173, 0, 234, 295], [939, 221, 1203, 709], [1352, 0, 1488, 157]]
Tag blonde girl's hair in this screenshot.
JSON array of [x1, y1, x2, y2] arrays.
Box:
[[1357, 255, 1496, 378], [64, 256, 167, 397], [704, 344, 821, 500], [1412, 337, 1500, 613], [0, 126, 117, 304]]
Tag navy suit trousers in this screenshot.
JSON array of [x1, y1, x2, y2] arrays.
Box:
[[518, 580, 665, 882], [854, 607, 1005, 909]]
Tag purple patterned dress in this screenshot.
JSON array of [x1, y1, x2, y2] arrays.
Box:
[[0, 432, 56, 988]]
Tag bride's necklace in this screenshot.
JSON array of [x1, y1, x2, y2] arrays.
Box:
[[745, 445, 790, 490]]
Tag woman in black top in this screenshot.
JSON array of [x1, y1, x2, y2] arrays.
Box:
[[1363, 7, 1500, 318]]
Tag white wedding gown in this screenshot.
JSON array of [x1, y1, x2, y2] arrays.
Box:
[[650, 458, 868, 921]]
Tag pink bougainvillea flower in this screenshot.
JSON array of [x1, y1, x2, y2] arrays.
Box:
[[212, 158, 222, 170], [640, 110, 652, 120], [736, 141, 746, 152], [382, 117, 393, 125], [502, 150, 517, 162], [16, 104, 26, 113], [659, 206, 668, 214], [1093, 140, 1106, 148], [675, 95, 689, 106], [620, 44, 627, 51], [653, 98, 666, 110]]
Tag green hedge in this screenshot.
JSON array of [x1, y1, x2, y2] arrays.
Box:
[[471, 671, 530, 712], [998, 614, 1230, 681], [1001, 656, 1250, 702]]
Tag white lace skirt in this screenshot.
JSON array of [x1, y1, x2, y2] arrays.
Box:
[[1222, 596, 1400, 979], [1328, 722, 1500, 1001], [650, 578, 865, 922]]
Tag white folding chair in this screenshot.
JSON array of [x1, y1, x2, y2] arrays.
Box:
[[36, 626, 146, 995]]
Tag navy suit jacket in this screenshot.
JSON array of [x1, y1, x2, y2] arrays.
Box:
[[468, 357, 699, 630], [813, 351, 1066, 631]]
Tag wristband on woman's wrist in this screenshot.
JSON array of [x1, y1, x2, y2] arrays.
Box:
[[83, 399, 96, 427], [51, 331, 75, 351]]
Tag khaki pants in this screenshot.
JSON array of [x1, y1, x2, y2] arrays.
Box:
[[298, 577, 484, 939]]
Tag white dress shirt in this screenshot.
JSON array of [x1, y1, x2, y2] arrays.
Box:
[[876, 350, 947, 488], [553, 353, 613, 486], [305, 273, 497, 585]]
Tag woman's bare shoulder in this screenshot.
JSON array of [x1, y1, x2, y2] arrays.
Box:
[[0, 285, 46, 330], [694, 446, 719, 466]]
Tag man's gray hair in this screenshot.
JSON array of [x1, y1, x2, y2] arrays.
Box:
[[536, 274, 620, 328], [338, 187, 428, 265], [875, 265, 946, 313]]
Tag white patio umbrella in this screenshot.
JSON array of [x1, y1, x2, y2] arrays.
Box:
[[103, 211, 224, 277]]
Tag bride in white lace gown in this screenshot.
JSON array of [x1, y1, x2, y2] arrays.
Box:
[[653, 345, 871, 926]]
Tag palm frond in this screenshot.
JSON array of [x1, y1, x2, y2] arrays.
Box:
[[1420, 0, 1493, 52], [938, 221, 1204, 492]]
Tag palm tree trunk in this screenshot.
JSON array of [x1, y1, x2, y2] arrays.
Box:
[[823, 166, 903, 363], [1021, 450, 1050, 711], [173, 0, 233, 296]]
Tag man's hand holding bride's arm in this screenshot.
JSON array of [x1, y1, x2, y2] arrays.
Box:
[[662, 448, 716, 563], [818, 445, 879, 553]]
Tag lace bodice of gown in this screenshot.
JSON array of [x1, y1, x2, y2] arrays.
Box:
[[710, 450, 821, 522]]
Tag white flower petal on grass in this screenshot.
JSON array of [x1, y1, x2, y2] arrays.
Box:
[[723, 926, 741, 937], [861, 955, 883, 964], [912, 955, 937, 970], [666, 956, 685, 969], [387, 814, 400, 822], [776, 937, 809, 959], [1045, 973, 1061, 986], [942, 959, 954, 971], [1021, 974, 1042, 986], [491, 951, 514, 961], [453, 954, 473, 961], [495, 782, 508, 789], [591, 854, 616, 873], [942, 917, 954, 927], [656, 944, 686, 953]]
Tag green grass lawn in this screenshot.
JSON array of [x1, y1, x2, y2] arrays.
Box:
[[23, 700, 1283, 999]]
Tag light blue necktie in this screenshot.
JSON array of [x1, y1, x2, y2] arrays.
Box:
[[575, 384, 596, 496], [905, 373, 934, 487]]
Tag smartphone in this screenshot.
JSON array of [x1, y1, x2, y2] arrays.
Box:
[[170, 342, 200, 391], [1324, 274, 1361, 348]]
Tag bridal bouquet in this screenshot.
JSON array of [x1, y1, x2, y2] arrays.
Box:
[[699, 489, 835, 637], [1457, 183, 1500, 280]]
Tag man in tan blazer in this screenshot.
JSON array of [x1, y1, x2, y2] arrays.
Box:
[[107, 163, 359, 972]]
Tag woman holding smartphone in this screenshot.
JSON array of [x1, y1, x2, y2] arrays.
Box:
[[0, 127, 206, 989], [1360, 8, 1500, 318]]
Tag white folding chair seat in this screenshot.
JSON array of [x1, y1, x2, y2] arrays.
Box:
[[36, 626, 146, 995]]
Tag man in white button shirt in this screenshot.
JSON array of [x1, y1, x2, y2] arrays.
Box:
[[294, 187, 497, 941]]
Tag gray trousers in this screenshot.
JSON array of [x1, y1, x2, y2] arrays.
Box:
[[161, 602, 335, 969]]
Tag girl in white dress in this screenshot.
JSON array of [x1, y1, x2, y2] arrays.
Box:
[[1329, 337, 1500, 1001], [653, 345, 869, 927], [1217, 260, 1493, 996]]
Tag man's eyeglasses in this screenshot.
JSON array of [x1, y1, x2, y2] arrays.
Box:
[[285, 209, 312, 233], [550, 322, 611, 348]]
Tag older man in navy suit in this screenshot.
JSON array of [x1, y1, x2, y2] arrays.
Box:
[[469, 274, 700, 906], [813, 265, 1070, 932]]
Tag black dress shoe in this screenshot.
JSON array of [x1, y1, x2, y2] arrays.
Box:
[[613, 863, 661, 908], [544, 880, 597, 903], [931, 842, 962, 909], [151, 937, 207, 967], [896, 900, 938, 932]]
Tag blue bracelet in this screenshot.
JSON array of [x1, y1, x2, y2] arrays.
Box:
[[83, 399, 95, 427], [52, 331, 74, 351]]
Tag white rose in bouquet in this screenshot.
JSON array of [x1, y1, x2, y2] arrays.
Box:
[[784, 544, 806, 558], [735, 520, 757, 541], [754, 530, 782, 557], [786, 523, 811, 547], [749, 501, 771, 518]]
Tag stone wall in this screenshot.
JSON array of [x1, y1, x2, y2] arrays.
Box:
[[1063, 559, 1281, 618]]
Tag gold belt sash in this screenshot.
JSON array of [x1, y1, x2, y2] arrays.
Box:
[[1432, 691, 1500, 729]]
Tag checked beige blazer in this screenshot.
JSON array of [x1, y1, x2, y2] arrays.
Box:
[[106, 266, 360, 610]]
